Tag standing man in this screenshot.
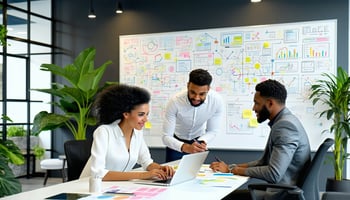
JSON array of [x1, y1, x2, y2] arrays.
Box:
[[210, 79, 311, 200], [162, 68, 224, 162]]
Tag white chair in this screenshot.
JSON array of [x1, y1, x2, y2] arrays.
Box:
[[40, 156, 67, 186]]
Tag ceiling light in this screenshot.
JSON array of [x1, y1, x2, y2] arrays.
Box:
[[88, 0, 96, 18], [88, 9, 96, 19], [251, 0, 262, 2], [116, 2, 123, 14]]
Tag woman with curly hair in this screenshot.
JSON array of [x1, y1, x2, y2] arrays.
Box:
[[80, 84, 174, 181]]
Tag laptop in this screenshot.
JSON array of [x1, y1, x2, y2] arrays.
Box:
[[135, 151, 209, 186]]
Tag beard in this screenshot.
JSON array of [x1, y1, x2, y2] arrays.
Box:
[[257, 105, 270, 123], [188, 96, 204, 107]]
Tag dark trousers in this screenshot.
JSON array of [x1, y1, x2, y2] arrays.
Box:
[[221, 189, 252, 200], [222, 178, 267, 200], [165, 135, 200, 162], [166, 147, 187, 162]]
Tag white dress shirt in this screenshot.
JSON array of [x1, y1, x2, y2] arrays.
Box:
[[80, 120, 154, 178], [162, 89, 224, 152]]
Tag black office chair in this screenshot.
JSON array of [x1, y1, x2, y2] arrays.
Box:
[[321, 191, 350, 200], [64, 139, 92, 181], [248, 138, 334, 200]]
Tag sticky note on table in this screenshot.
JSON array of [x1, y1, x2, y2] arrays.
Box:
[[213, 173, 234, 177]]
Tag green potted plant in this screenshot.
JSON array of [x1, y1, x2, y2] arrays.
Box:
[[7, 125, 44, 156], [0, 115, 24, 197], [31, 47, 116, 140], [309, 66, 350, 191], [7, 126, 39, 150], [32, 145, 45, 160]]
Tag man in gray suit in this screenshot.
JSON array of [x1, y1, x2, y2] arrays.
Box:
[[210, 79, 311, 200]]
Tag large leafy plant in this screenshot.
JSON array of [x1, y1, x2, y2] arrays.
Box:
[[309, 67, 350, 181], [31, 47, 114, 140], [0, 115, 25, 197]]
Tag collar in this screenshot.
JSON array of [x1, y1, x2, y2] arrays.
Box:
[[268, 107, 286, 127]]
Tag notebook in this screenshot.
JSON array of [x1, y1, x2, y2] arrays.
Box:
[[135, 151, 209, 186]]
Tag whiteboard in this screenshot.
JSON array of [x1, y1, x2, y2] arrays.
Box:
[[120, 19, 336, 151]]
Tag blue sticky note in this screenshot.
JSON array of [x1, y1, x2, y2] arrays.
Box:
[[213, 173, 234, 176]]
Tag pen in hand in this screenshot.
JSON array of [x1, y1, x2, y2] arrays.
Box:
[[193, 138, 202, 144], [215, 156, 222, 162], [194, 138, 207, 151]]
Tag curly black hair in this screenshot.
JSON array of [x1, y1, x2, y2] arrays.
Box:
[[189, 68, 212, 86], [255, 79, 287, 105], [93, 84, 151, 124]]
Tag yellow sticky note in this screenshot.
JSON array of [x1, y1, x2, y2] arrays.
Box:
[[233, 35, 243, 45], [242, 109, 252, 119], [214, 58, 222, 65], [249, 118, 258, 127], [145, 121, 152, 129], [244, 77, 250, 83], [263, 41, 270, 48], [245, 56, 251, 63], [254, 62, 261, 69], [164, 52, 171, 60]]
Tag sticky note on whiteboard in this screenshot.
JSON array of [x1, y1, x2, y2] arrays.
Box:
[[145, 121, 152, 129], [249, 118, 258, 127], [242, 109, 252, 119]]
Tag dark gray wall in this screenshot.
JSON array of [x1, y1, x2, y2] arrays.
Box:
[[52, 0, 348, 191]]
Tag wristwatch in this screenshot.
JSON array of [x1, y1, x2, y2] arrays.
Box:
[[228, 164, 237, 172]]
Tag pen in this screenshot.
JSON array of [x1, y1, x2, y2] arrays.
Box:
[[114, 192, 135, 196], [193, 138, 202, 144], [105, 191, 135, 196], [215, 156, 222, 162], [194, 138, 208, 151]]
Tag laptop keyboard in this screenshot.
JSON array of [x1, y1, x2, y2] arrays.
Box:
[[154, 178, 172, 184]]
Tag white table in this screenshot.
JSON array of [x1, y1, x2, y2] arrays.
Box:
[[2, 165, 249, 200]]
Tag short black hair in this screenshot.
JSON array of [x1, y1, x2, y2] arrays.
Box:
[[255, 79, 287, 104], [189, 68, 212, 86], [93, 84, 150, 124]]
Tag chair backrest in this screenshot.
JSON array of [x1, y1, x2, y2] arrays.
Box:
[[297, 138, 334, 200], [64, 139, 93, 181]]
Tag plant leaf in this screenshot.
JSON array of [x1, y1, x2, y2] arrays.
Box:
[[31, 111, 70, 136], [0, 156, 22, 197]]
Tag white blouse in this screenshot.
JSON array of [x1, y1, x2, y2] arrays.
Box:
[[80, 121, 154, 178]]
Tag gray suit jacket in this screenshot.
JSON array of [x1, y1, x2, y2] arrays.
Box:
[[245, 108, 311, 185]]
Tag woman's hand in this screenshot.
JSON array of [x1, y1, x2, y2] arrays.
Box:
[[144, 163, 174, 180], [160, 165, 175, 178], [141, 168, 168, 180]]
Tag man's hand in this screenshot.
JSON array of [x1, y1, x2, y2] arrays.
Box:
[[181, 141, 207, 153], [209, 161, 229, 173]]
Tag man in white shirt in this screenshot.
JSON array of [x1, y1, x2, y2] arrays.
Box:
[[162, 69, 224, 162]]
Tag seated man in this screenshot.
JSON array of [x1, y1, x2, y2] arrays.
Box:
[[210, 79, 311, 200]]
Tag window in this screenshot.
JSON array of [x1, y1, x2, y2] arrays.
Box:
[[0, 0, 52, 177]]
